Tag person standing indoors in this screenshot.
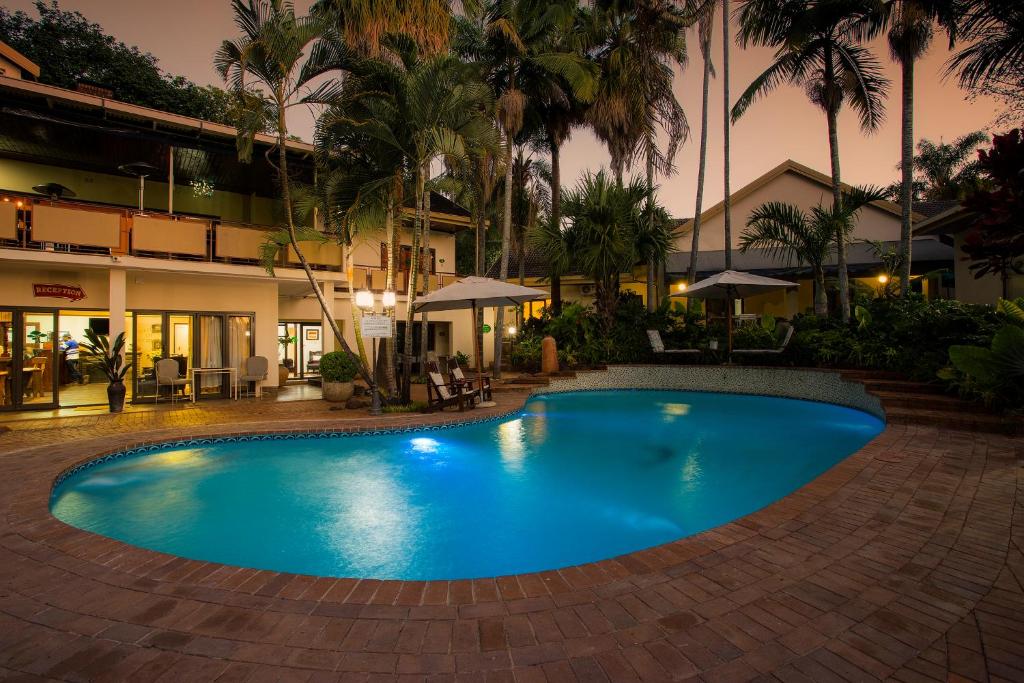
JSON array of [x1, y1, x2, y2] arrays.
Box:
[[61, 334, 82, 384]]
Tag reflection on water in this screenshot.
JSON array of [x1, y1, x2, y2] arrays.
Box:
[[499, 418, 526, 472]]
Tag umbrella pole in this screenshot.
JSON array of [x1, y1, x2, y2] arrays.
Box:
[[472, 303, 496, 407]]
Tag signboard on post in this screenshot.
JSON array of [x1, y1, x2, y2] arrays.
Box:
[[360, 315, 392, 338]]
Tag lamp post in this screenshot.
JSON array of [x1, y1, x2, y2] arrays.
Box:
[[355, 289, 395, 416]]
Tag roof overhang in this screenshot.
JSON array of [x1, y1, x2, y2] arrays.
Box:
[[0, 41, 40, 80]]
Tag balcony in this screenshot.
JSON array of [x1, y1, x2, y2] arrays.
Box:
[[0, 196, 343, 272]]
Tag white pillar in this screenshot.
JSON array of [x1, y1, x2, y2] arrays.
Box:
[[108, 269, 127, 357], [321, 280, 335, 354]]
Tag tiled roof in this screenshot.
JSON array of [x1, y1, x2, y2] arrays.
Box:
[[912, 200, 960, 219]]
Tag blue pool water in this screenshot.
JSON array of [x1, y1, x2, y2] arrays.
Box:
[[50, 390, 883, 580]]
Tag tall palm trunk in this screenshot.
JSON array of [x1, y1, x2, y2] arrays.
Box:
[[826, 103, 849, 322], [403, 166, 424, 394], [346, 242, 369, 369], [383, 191, 397, 394], [475, 203, 486, 367], [275, 92, 369, 385], [722, 0, 733, 271], [494, 132, 514, 379], [549, 138, 563, 316], [898, 57, 914, 298], [418, 181, 432, 369], [646, 150, 657, 311], [688, 24, 713, 307], [813, 266, 828, 316]]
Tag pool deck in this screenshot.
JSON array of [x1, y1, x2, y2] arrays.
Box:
[[0, 387, 1022, 681]]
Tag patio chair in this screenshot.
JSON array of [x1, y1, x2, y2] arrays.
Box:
[[240, 355, 269, 398], [732, 322, 794, 357], [448, 357, 492, 402], [426, 360, 478, 412], [155, 358, 191, 404], [647, 330, 701, 363]]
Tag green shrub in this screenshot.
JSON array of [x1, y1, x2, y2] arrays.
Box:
[[319, 351, 360, 382]]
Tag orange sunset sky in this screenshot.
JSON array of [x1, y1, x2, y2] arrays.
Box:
[[5, 0, 1007, 218]]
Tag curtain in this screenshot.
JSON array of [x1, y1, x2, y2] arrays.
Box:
[[228, 316, 251, 374], [199, 316, 223, 389]]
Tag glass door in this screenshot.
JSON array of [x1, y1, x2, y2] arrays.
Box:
[[0, 309, 59, 410], [132, 313, 164, 402], [299, 323, 322, 378], [197, 314, 225, 399]]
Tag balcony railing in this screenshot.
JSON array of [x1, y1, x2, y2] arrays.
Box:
[[0, 196, 343, 271]]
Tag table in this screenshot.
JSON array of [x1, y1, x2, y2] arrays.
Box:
[[190, 367, 239, 403]]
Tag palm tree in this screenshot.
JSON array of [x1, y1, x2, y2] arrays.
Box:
[[722, 0, 733, 271], [872, 0, 958, 298], [734, 0, 890, 323], [742, 186, 889, 315], [946, 0, 1024, 98], [215, 0, 372, 384], [562, 170, 671, 326], [461, 0, 597, 377], [907, 132, 989, 199], [688, 2, 715, 296], [312, 0, 454, 56]]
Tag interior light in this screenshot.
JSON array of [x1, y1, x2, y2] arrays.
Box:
[[382, 290, 396, 307], [877, 274, 889, 284], [355, 289, 373, 309]]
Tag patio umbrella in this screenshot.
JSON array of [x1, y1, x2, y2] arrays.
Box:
[[414, 276, 547, 405], [671, 270, 796, 357]]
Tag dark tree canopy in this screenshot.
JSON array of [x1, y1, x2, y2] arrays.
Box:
[[0, 1, 236, 124]]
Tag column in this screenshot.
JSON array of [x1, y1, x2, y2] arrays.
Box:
[[321, 279, 335, 354], [108, 269, 127, 358]]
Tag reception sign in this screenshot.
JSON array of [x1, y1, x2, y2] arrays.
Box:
[[33, 283, 86, 302]]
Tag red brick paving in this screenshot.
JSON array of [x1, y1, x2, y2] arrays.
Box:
[[0, 390, 1022, 681]]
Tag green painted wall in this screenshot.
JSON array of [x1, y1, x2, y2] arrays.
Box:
[[0, 158, 280, 225]]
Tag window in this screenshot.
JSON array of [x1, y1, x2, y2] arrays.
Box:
[[380, 242, 436, 274]]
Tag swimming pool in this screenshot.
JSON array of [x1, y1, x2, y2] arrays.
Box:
[[50, 390, 883, 580]]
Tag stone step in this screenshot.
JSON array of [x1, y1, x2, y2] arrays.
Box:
[[838, 369, 906, 381], [884, 406, 1023, 435], [860, 379, 948, 395], [872, 390, 988, 413]]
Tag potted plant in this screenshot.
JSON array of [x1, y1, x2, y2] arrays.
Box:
[[81, 329, 132, 413], [319, 351, 359, 402], [277, 334, 296, 386]]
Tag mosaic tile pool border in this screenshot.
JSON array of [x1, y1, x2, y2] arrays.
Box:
[[50, 407, 523, 492], [535, 365, 885, 419]]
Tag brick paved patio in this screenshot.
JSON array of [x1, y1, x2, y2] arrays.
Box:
[[0, 389, 1021, 681]]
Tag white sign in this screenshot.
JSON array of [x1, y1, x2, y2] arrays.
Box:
[[360, 315, 392, 338]]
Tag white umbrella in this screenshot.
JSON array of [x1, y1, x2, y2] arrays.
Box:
[[414, 276, 548, 401], [671, 270, 796, 357]]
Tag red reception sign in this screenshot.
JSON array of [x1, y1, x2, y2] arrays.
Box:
[[33, 283, 86, 302]]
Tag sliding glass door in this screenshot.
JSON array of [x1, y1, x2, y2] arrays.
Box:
[[0, 309, 58, 410], [277, 321, 321, 380]]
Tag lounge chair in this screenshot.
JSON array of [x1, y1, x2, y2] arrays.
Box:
[[448, 357, 492, 402], [732, 322, 794, 357], [426, 361, 479, 412], [647, 330, 701, 363]]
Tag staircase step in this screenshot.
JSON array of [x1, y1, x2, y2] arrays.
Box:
[[861, 379, 948, 395], [872, 391, 988, 413], [884, 406, 1023, 435], [839, 369, 905, 381]]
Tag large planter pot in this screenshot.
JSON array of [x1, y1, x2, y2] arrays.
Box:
[[278, 364, 290, 387], [107, 380, 126, 413], [322, 381, 355, 403]]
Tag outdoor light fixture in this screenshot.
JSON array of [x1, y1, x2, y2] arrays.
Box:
[[382, 290, 396, 307], [877, 274, 889, 284], [355, 289, 374, 309], [507, 325, 517, 336], [677, 282, 688, 292]]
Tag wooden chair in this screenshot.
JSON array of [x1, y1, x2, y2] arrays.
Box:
[[732, 323, 794, 357], [448, 357, 492, 402], [426, 360, 478, 412], [647, 330, 701, 363]]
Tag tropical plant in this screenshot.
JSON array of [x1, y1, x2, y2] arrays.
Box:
[[942, 325, 1024, 409], [884, 131, 989, 201], [946, 0, 1024, 119], [998, 297, 1024, 323], [741, 186, 889, 315], [460, 0, 597, 376], [311, 0, 453, 57], [215, 0, 371, 386], [80, 329, 132, 383], [562, 170, 672, 325], [319, 350, 360, 383], [960, 129, 1024, 299], [734, 0, 890, 323]]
